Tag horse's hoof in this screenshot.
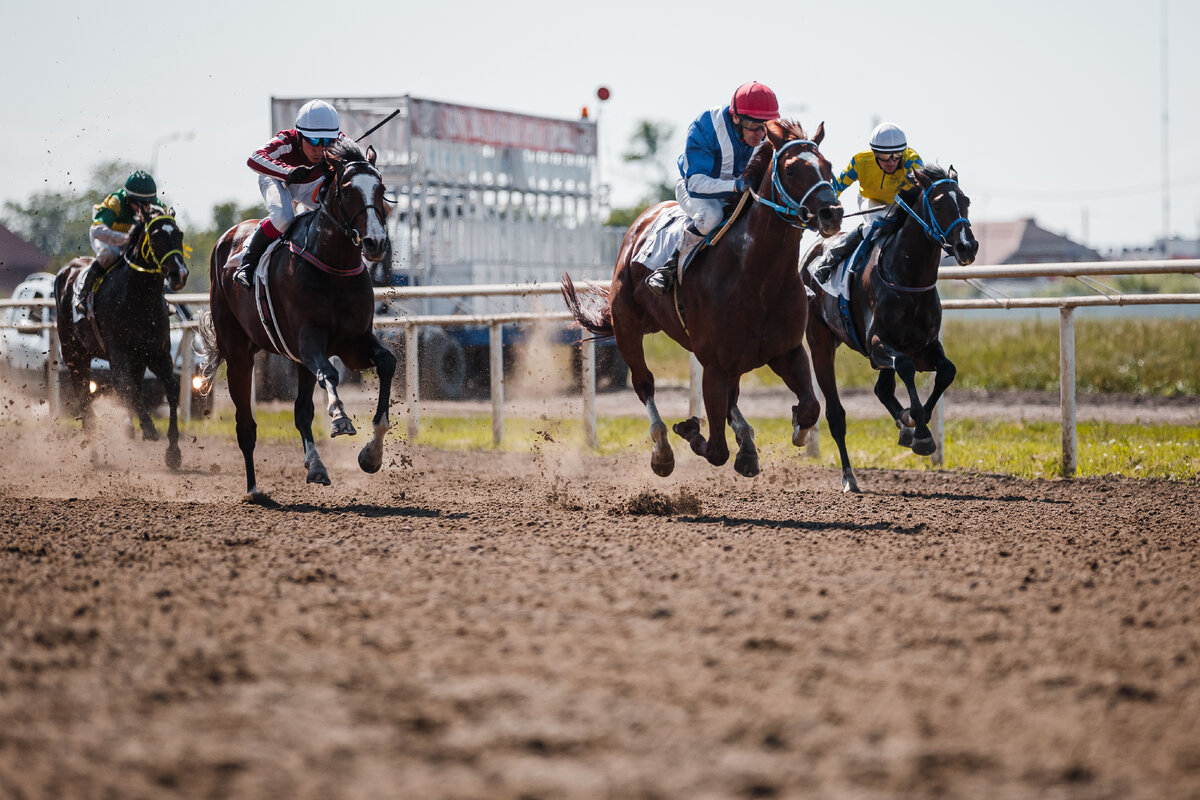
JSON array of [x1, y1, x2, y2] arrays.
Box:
[[307, 468, 332, 485], [912, 437, 937, 457], [900, 409, 916, 427], [734, 452, 759, 478], [672, 417, 701, 440], [651, 453, 675, 478], [331, 418, 357, 437], [792, 426, 810, 448], [242, 489, 278, 507], [898, 427, 914, 448], [142, 427, 160, 442], [165, 446, 182, 471], [358, 447, 383, 474]]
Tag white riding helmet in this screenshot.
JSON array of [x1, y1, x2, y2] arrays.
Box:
[[870, 122, 907, 154], [295, 99, 341, 138]]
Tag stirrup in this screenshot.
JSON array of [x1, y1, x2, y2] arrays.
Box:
[[233, 263, 253, 288], [646, 268, 674, 296]]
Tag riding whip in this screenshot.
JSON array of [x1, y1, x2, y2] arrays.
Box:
[[356, 109, 401, 142]]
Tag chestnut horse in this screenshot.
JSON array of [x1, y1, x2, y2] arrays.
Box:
[[562, 120, 843, 477], [801, 164, 978, 492], [53, 208, 189, 469], [195, 139, 396, 497]]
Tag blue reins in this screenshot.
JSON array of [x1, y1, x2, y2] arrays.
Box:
[[892, 178, 970, 257], [750, 138, 834, 230]]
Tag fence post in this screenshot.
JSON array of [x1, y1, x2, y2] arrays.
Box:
[[581, 337, 597, 449], [46, 323, 61, 418], [406, 324, 420, 443], [1059, 306, 1077, 478], [930, 328, 945, 467], [180, 328, 195, 424], [490, 321, 504, 446]]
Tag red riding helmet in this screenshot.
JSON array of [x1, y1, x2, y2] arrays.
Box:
[[731, 81, 780, 122]]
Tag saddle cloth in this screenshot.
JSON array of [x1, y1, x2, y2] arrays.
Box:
[[633, 205, 688, 271]]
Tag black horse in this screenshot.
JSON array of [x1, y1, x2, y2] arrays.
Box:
[[196, 138, 395, 497], [801, 164, 978, 492], [54, 208, 189, 469]]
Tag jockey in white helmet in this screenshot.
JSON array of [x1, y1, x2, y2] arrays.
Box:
[[233, 99, 344, 288]]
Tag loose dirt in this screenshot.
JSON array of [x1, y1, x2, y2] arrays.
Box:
[[1, 394, 1198, 799]]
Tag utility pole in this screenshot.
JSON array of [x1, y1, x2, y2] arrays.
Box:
[[1161, 0, 1170, 249]]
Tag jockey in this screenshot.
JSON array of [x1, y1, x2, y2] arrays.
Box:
[[75, 170, 160, 316], [233, 99, 343, 288], [644, 81, 780, 296], [812, 121, 924, 283]]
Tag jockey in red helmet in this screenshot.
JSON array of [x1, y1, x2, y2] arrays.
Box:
[[644, 82, 781, 295], [233, 99, 344, 288]]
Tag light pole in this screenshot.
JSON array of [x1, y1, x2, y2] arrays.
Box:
[[150, 131, 195, 174]]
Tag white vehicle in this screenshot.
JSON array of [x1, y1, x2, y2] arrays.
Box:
[[0, 272, 207, 412]]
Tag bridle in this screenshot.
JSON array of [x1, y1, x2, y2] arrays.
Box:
[[316, 161, 387, 247], [749, 138, 835, 230], [125, 213, 188, 276], [893, 178, 970, 258], [879, 178, 971, 293]]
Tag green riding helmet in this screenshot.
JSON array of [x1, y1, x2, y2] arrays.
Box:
[[124, 170, 159, 202]]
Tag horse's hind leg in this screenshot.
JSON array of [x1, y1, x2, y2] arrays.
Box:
[[728, 404, 759, 478], [871, 369, 916, 447], [806, 320, 859, 493], [884, 351, 937, 457], [226, 349, 261, 496], [673, 366, 731, 468], [293, 366, 330, 485], [767, 344, 822, 448], [612, 315, 673, 477], [357, 335, 395, 474], [146, 349, 182, 470]]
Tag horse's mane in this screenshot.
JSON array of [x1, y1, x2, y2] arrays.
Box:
[[897, 163, 951, 204], [325, 137, 370, 165], [740, 119, 808, 188]]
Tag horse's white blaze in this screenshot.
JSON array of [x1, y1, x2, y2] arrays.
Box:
[[797, 153, 821, 169], [350, 174, 387, 240]]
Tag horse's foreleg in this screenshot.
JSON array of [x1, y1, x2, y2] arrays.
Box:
[[807, 319, 859, 493], [109, 353, 156, 441], [298, 335, 355, 438], [357, 336, 395, 474], [645, 395, 675, 477], [293, 366, 330, 485], [728, 404, 759, 478], [146, 350, 181, 470], [767, 345, 821, 448], [885, 350, 936, 456], [917, 341, 956, 424], [674, 367, 731, 468]]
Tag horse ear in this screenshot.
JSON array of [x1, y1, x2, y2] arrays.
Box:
[[813, 121, 825, 146], [765, 120, 784, 149], [948, 164, 958, 181], [366, 145, 377, 166]]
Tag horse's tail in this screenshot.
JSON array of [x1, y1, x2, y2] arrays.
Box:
[[560, 272, 613, 337], [194, 310, 224, 396]]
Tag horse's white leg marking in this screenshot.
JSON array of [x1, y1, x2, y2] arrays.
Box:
[[729, 405, 755, 449]]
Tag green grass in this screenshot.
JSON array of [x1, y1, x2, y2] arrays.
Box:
[[643, 316, 1200, 396]]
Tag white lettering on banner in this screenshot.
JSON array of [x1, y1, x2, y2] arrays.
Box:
[[409, 99, 596, 156]]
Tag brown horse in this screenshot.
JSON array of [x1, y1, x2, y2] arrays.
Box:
[[801, 164, 978, 493], [562, 120, 843, 477], [195, 139, 396, 497], [53, 208, 189, 469]]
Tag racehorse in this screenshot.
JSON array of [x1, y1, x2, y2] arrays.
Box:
[[53, 208, 189, 469], [562, 120, 843, 478], [801, 164, 978, 492], [195, 138, 396, 497]]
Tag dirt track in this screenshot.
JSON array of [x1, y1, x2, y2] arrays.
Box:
[[1, 397, 1199, 799]]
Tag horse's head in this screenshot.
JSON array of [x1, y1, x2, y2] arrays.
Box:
[[904, 165, 979, 266], [743, 120, 843, 237], [321, 139, 389, 262], [132, 208, 189, 291]]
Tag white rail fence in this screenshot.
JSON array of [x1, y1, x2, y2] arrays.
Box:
[[2, 259, 1197, 477]]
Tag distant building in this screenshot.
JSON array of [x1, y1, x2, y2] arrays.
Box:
[[956, 218, 1103, 265], [1110, 236, 1200, 261], [0, 222, 52, 295]]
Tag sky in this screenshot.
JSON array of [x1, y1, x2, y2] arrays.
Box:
[[3, 0, 1198, 254]]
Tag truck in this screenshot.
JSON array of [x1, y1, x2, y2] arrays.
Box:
[[258, 95, 627, 401]]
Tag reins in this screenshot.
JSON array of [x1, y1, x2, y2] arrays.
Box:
[[880, 178, 970, 293], [749, 138, 834, 230], [298, 160, 386, 275], [125, 214, 188, 275]]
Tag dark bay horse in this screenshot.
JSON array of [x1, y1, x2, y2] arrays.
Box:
[[196, 139, 396, 497], [562, 120, 843, 478], [54, 208, 189, 468], [801, 164, 978, 492]]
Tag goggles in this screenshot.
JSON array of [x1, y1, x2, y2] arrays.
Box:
[[874, 151, 903, 163], [738, 119, 767, 133], [305, 136, 337, 147]]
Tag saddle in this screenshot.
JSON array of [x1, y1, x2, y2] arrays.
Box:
[[814, 225, 902, 356], [634, 191, 752, 288]]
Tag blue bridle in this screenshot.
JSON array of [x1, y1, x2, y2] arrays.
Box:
[[749, 138, 835, 230], [892, 177, 970, 257]]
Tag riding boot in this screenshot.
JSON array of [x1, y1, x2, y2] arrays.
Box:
[[73, 260, 104, 317], [233, 225, 272, 288], [645, 227, 704, 296], [812, 225, 864, 284]]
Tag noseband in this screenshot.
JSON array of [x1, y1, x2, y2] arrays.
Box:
[[893, 178, 970, 258], [318, 162, 386, 247], [126, 214, 187, 276], [749, 139, 834, 230]]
